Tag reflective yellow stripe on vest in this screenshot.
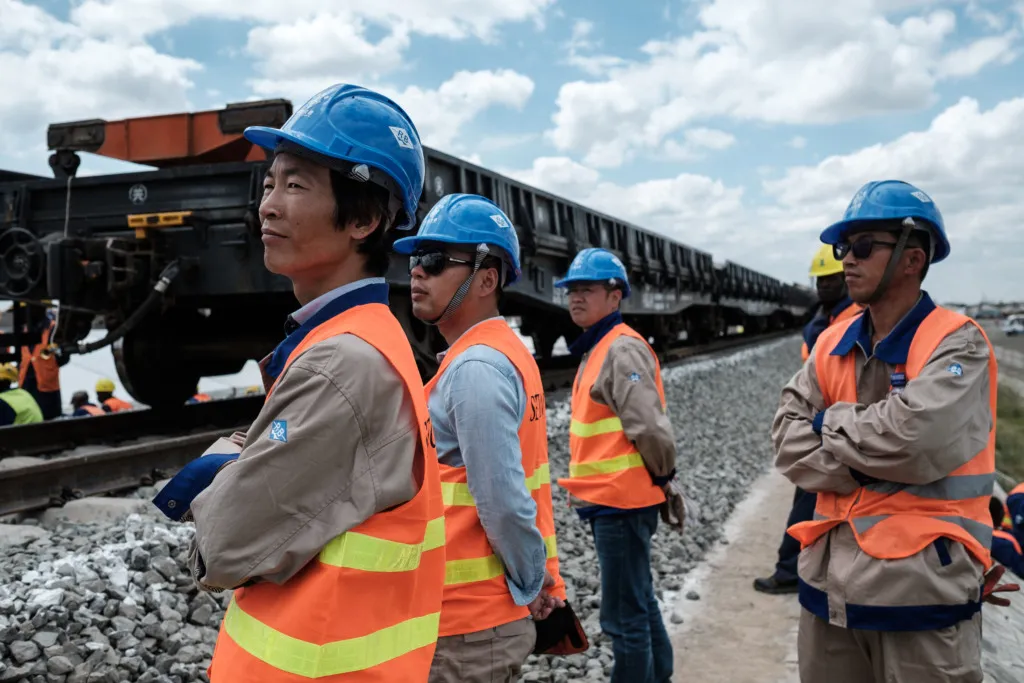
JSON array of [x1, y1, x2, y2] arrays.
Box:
[[568, 451, 645, 478], [318, 516, 445, 572], [570, 416, 623, 437], [223, 599, 440, 677], [444, 535, 559, 586], [441, 463, 551, 507]]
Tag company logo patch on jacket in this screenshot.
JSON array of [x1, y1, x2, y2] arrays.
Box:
[[946, 362, 963, 377], [627, 372, 641, 383], [269, 420, 288, 443]]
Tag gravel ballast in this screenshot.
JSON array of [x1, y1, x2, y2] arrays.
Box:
[[0, 336, 803, 683]]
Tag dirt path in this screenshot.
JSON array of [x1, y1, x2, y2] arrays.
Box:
[[668, 467, 801, 683]]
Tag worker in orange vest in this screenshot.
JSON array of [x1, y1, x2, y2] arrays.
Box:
[[394, 194, 585, 682], [989, 496, 1024, 578], [553, 248, 687, 683], [774, 180, 1018, 682], [19, 308, 62, 420], [755, 244, 863, 595], [151, 84, 444, 682], [1007, 482, 1024, 549], [95, 378, 133, 413], [186, 385, 212, 404], [70, 390, 104, 417]]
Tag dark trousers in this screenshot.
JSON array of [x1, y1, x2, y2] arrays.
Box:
[[590, 508, 673, 683], [774, 486, 818, 582], [34, 390, 62, 421]]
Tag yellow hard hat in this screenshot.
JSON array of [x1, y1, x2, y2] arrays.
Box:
[[95, 378, 116, 393], [809, 244, 844, 278], [0, 364, 17, 383]]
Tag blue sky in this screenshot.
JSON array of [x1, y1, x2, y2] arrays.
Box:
[[2, 0, 1023, 302]]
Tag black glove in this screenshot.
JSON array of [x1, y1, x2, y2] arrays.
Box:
[[533, 601, 590, 656]]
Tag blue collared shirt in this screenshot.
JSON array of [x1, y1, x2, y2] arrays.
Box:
[[830, 291, 935, 364], [265, 278, 389, 381], [429, 319, 547, 606]]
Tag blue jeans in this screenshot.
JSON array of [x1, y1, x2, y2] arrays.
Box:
[[590, 508, 673, 683], [774, 486, 817, 582]]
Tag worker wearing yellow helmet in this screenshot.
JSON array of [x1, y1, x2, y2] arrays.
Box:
[[753, 243, 862, 596], [799, 244, 863, 361], [95, 378, 133, 413], [0, 362, 43, 426]]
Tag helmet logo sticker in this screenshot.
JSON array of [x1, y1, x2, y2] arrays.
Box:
[[390, 126, 414, 150], [298, 90, 331, 119], [910, 190, 932, 203], [489, 214, 511, 229]]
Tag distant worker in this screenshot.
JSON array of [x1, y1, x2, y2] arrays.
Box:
[[0, 363, 43, 426], [1008, 481, 1024, 549], [19, 308, 62, 420], [774, 180, 1018, 682], [554, 248, 686, 683], [70, 390, 104, 417], [95, 378, 133, 413], [393, 194, 581, 682], [151, 84, 444, 681], [186, 385, 212, 404], [990, 496, 1024, 578], [754, 244, 863, 595], [800, 244, 862, 361]]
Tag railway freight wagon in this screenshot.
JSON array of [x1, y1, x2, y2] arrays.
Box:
[[0, 99, 817, 407]]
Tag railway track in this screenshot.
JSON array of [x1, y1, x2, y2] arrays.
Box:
[[0, 330, 796, 518]]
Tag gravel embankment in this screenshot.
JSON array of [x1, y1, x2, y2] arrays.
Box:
[[0, 336, 803, 683]]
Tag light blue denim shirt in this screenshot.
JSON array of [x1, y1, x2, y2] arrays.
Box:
[[429, 321, 547, 606]]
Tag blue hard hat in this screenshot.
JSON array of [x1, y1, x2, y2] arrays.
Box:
[[244, 84, 425, 231], [392, 194, 522, 285], [820, 180, 950, 263], [554, 248, 631, 298]]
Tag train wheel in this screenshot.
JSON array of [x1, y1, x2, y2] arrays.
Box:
[[113, 329, 202, 409]]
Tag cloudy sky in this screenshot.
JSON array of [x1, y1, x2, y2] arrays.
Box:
[[2, 0, 1023, 303]]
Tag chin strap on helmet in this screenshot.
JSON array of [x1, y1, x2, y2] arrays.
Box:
[[865, 217, 916, 304], [426, 243, 490, 327]]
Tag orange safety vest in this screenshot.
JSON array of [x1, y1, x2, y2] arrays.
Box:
[[19, 319, 60, 392], [801, 302, 863, 361], [789, 307, 997, 569], [425, 319, 566, 637], [103, 397, 133, 413], [207, 303, 445, 682], [193, 393, 212, 402], [994, 529, 1023, 555], [557, 323, 667, 509]]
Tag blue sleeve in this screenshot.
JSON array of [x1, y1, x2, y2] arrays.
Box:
[[444, 350, 547, 606], [992, 536, 1024, 579], [0, 399, 15, 426]]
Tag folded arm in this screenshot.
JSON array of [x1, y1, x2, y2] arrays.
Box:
[[822, 324, 992, 485], [772, 347, 860, 494]]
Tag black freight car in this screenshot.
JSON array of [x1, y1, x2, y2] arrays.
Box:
[[0, 100, 816, 406]]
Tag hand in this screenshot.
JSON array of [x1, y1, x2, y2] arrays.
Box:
[[659, 480, 687, 532], [528, 571, 565, 621], [983, 564, 1021, 607]]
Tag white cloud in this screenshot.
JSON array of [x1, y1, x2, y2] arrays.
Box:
[[515, 95, 1024, 301], [0, 1, 201, 161], [563, 18, 627, 76], [382, 69, 536, 150], [788, 136, 808, 149], [547, 0, 1021, 168]]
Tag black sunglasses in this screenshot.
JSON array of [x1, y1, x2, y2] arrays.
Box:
[[833, 236, 900, 261], [408, 250, 473, 276]]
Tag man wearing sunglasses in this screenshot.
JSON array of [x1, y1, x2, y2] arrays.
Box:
[[772, 180, 1014, 682], [152, 84, 446, 682], [755, 244, 862, 596], [393, 194, 570, 683], [553, 248, 684, 683]]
